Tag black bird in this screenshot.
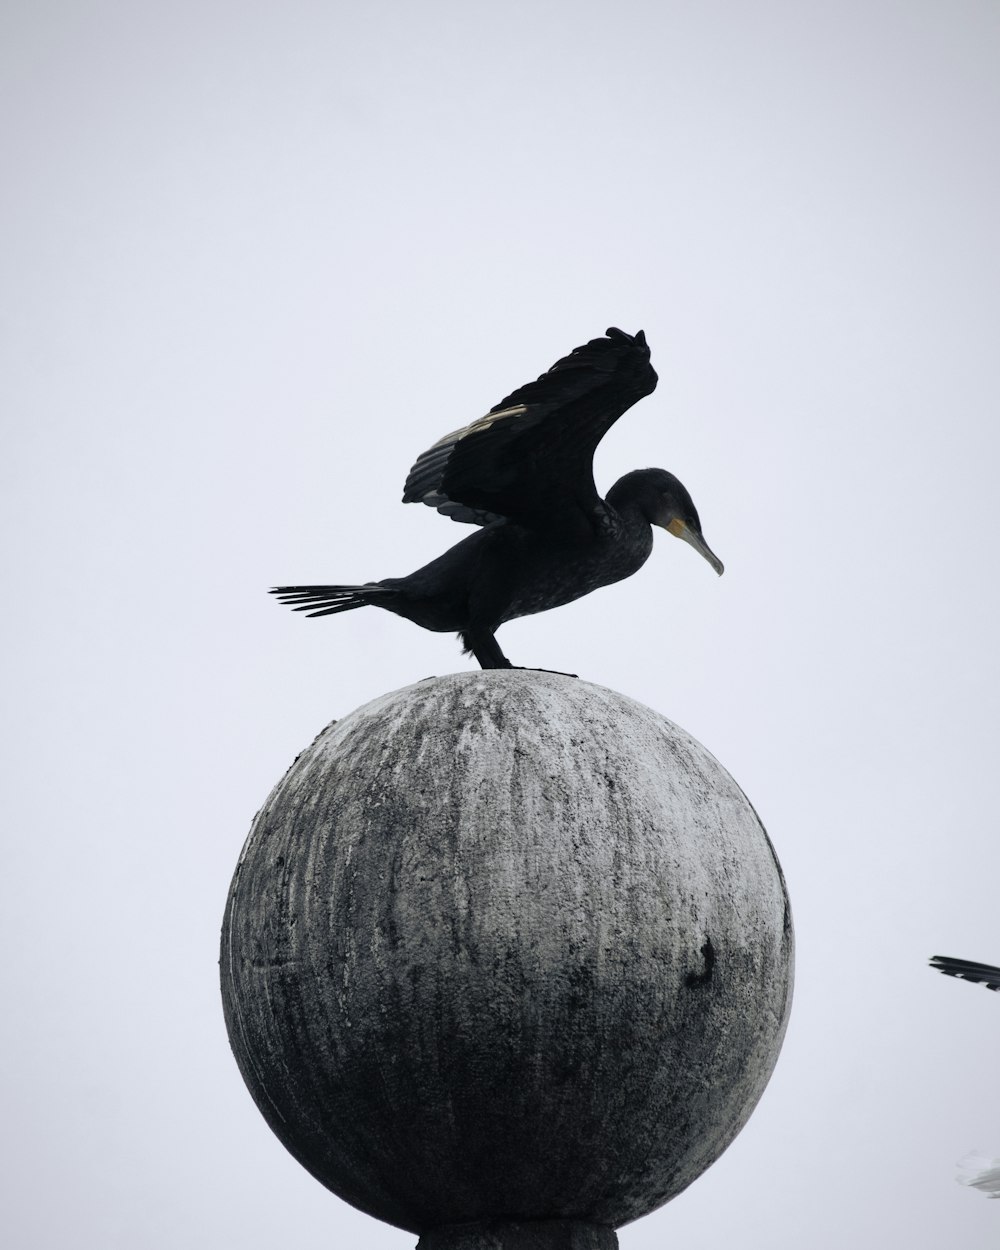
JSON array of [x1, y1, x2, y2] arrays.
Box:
[[930, 955, 1000, 991], [272, 327, 723, 669]]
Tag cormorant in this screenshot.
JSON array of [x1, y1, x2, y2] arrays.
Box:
[[930, 955, 1000, 990], [272, 327, 723, 668]]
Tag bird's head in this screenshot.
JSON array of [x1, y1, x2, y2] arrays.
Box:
[[611, 468, 724, 575]]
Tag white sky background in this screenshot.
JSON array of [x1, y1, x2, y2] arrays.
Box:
[[2, 1, 999, 1246]]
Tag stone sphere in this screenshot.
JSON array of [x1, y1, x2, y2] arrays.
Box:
[[221, 672, 793, 1237]]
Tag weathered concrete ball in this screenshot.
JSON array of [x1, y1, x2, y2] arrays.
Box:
[[221, 672, 793, 1237]]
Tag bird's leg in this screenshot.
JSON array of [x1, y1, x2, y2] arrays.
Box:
[[461, 630, 577, 678], [461, 628, 512, 670]]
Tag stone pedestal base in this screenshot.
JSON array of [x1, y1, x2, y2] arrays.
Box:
[[417, 1220, 618, 1250]]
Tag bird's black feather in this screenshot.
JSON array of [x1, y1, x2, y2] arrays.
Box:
[[271, 585, 396, 618], [930, 955, 1000, 990], [488, 327, 651, 414], [402, 327, 657, 532]]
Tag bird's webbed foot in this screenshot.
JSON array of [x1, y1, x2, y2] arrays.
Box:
[[461, 629, 577, 677], [513, 666, 579, 679]]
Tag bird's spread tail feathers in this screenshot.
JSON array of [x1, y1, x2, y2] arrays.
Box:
[[270, 584, 395, 619]]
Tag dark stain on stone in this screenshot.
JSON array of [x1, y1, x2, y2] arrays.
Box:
[[685, 938, 716, 988]]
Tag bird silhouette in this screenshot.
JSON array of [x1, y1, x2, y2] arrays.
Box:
[[272, 328, 722, 669]]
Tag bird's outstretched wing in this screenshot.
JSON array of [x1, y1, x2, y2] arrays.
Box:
[[402, 327, 657, 531], [930, 955, 1000, 990]]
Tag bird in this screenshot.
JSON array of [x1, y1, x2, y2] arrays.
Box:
[[930, 957, 1000, 1199], [272, 327, 723, 669], [956, 1153, 1000, 1199], [929, 955, 1000, 991]]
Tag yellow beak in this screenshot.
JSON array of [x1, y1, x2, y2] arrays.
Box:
[[665, 517, 724, 576]]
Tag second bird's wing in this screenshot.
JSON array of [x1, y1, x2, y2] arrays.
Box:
[[930, 955, 1000, 990], [402, 327, 658, 532]]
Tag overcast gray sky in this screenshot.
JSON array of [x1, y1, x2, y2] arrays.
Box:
[[3, 2, 1000, 1247]]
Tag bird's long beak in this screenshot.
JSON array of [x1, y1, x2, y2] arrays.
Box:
[[665, 518, 725, 576]]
